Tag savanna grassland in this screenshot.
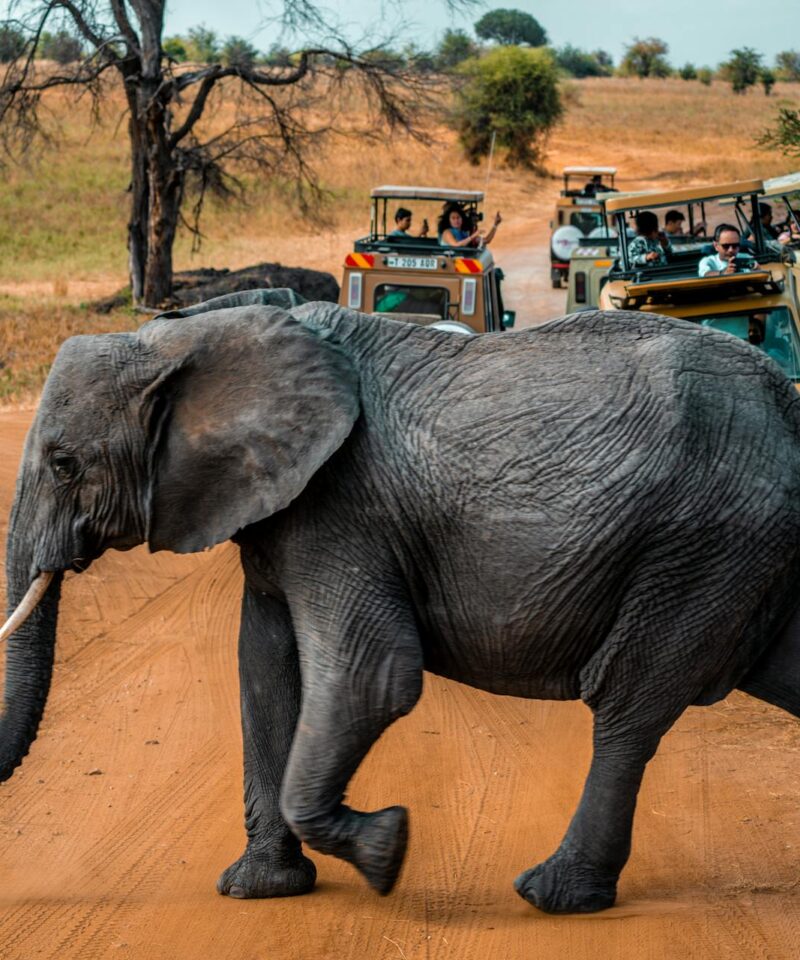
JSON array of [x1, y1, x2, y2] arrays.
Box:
[[1, 75, 799, 405]]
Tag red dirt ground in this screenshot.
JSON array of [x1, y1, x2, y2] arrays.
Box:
[[0, 408, 798, 960]]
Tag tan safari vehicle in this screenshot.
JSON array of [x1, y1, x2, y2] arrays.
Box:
[[594, 179, 800, 387], [549, 166, 617, 288], [339, 185, 515, 335], [761, 171, 800, 248]]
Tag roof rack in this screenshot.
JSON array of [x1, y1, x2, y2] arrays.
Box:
[[370, 185, 484, 202], [562, 166, 617, 176], [605, 179, 764, 213], [762, 172, 800, 198]]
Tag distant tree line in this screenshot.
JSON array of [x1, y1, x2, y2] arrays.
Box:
[[1, 7, 796, 100]]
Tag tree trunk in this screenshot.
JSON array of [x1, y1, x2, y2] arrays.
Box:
[[126, 89, 149, 307], [143, 162, 182, 307]]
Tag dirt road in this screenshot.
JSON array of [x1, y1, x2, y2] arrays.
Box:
[[0, 410, 798, 960]]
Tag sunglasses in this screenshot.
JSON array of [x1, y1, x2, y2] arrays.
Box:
[[718, 242, 740, 250]]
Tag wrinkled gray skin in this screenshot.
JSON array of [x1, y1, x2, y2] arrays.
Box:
[[3, 290, 800, 915]]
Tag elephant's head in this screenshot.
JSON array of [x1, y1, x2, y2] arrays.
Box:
[[0, 299, 359, 780]]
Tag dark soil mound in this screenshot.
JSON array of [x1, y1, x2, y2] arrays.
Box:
[[93, 263, 339, 314]]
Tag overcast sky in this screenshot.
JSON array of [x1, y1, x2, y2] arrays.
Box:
[[163, 0, 798, 67]]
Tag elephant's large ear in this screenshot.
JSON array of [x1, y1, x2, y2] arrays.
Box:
[[139, 305, 359, 554]]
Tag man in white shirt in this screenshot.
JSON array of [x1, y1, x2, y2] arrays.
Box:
[[698, 224, 759, 277]]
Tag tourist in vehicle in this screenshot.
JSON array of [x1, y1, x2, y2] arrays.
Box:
[[778, 219, 800, 244], [664, 209, 686, 236], [390, 207, 429, 239], [698, 224, 759, 277], [757, 203, 782, 241], [626, 211, 672, 267], [582, 174, 616, 197], [438, 204, 502, 248]]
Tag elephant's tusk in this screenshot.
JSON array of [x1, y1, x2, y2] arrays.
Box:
[[0, 572, 54, 643]]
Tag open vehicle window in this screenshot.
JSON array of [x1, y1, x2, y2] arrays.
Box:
[[695, 306, 800, 381], [374, 284, 449, 318]]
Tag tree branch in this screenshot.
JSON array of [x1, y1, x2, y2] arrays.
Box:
[[109, 0, 141, 57], [52, 0, 114, 53]]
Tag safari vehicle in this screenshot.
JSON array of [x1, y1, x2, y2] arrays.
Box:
[[340, 186, 515, 335], [565, 236, 617, 313], [596, 179, 800, 386], [762, 171, 800, 246], [550, 166, 617, 288]]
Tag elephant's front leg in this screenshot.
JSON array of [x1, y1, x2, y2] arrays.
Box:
[[279, 594, 423, 896], [217, 585, 316, 899]]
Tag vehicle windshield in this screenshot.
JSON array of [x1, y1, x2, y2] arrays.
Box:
[[692, 306, 800, 381], [374, 283, 449, 318]]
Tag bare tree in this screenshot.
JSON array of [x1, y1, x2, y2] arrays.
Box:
[[0, 1, 475, 306]]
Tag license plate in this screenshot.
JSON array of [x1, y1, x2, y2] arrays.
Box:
[[386, 256, 438, 270]]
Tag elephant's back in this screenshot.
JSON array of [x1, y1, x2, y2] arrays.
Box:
[[370, 307, 800, 522]]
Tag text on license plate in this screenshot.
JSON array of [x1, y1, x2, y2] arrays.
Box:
[[386, 256, 438, 270]]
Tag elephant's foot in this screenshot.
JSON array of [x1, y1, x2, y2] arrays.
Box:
[[217, 848, 316, 899], [287, 802, 408, 895], [514, 842, 618, 914], [347, 805, 408, 896]]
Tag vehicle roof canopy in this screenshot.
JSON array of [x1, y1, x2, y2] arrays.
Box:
[[605, 179, 764, 213], [562, 166, 617, 176], [370, 185, 484, 202], [762, 172, 800, 198]]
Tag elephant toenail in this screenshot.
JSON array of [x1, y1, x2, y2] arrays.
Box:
[[228, 885, 246, 898]]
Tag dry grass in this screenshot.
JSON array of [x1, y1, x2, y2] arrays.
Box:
[[0, 296, 147, 406], [1, 76, 799, 404]]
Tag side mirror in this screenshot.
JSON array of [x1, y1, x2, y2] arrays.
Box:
[[501, 310, 516, 330]]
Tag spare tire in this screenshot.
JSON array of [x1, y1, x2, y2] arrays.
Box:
[[430, 320, 476, 336], [550, 225, 583, 261]]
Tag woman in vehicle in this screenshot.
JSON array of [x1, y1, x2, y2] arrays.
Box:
[[438, 204, 502, 248]]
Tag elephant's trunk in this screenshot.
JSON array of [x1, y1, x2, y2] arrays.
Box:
[[0, 524, 63, 783]]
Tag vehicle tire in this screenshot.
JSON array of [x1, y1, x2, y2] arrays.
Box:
[[551, 275, 562, 289]]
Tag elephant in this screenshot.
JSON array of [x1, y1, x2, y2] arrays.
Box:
[[2, 289, 800, 915]]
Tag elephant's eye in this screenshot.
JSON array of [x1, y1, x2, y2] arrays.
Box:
[[51, 454, 77, 483]]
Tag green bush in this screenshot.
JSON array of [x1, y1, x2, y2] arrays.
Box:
[[720, 47, 762, 94], [760, 67, 776, 96], [697, 67, 713, 86], [436, 29, 478, 71], [0, 23, 25, 62], [775, 50, 800, 82], [222, 36, 259, 70], [39, 30, 83, 64], [455, 45, 562, 168], [163, 36, 188, 62], [556, 45, 611, 78], [758, 106, 800, 156], [620, 37, 671, 78], [679, 63, 697, 80], [185, 25, 220, 63]]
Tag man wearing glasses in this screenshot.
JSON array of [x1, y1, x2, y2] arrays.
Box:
[[698, 224, 759, 277]]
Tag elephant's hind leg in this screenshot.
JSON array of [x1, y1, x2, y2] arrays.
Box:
[[279, 595, 423, 895], [516, 590, 723, 914], [217, 585, 316, 899], [739, 600, 800, 719]]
